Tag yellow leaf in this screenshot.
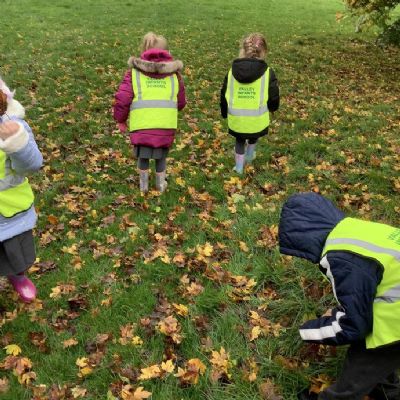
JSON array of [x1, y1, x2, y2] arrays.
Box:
[[138, 364, 161, 380], [131, 336, 143, 346], [4, 344, 22, 356], [175, 177, 185, 187], [71, 386, 87, 398], [17, 371, 36, 385], [161, 359, 175, 374], [76, 357, 88, 368], [250, 326, 262, 341], [172, 303, 189, 317], [132, 387, 152, 400], [239, 241, 249, 252], [79, 366, 93, 377], [196, 242, 213, 257]]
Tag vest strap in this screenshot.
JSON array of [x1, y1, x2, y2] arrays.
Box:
[[130, 100, 177, 110], [227, 104, 269, 116], [325, 238, 400, 261], [375, 285, 400, 303], [0, 174, 25, 191]]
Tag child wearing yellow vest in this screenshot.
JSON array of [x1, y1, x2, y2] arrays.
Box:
[[279, 192, 400, 400], [220, 33, 280, 174], [114, 32, 186, 192], [0, 77, 43, 302]]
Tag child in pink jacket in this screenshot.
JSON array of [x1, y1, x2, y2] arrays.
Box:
[[113, 32, 186, 192]]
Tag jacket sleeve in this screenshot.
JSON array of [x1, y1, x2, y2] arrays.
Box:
[[220, 74, 228, 119], [267, 68, 280, 112], [176, 73, 186, 111], [113, 70, 134, 123], [1, 119, 43, 174], [299, 252, 382, 346]]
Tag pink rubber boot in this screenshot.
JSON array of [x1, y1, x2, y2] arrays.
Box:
[[8, 275, 37, 303]]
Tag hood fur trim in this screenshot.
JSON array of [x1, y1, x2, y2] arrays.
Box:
[[128, 57, 183, 74], [4, 99, 25, 119]]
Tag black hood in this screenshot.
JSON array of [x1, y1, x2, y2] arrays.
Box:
[[278, 193, 345, 264], [231, 58, 268, 83]]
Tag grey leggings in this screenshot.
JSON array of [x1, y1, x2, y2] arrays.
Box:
[[138, 157, 166, 173], [235, 138, 258, 155]]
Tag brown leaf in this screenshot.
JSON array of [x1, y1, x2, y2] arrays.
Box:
[[259, 379, 283, 400]]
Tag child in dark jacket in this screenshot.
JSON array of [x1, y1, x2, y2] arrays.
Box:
[[220, 33, 279, 174], [113, 32, 186, 193], [0, 77, 43, 303], [279, 192, 400, 400]]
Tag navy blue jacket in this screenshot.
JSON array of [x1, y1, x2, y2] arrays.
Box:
[[279, 193, 383, 346]]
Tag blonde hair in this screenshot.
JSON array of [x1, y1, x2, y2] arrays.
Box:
[[141, 32, 168, 52], [239, 33, 267, 59]]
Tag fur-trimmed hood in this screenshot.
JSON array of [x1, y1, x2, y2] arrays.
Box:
[[1, 99, 25, 120], [128, 48, 183, 75], [0, 77, 25, 120], [128, 57, 183, 74]]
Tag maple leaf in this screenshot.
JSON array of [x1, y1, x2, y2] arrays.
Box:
[[210, 347, 232, 383], [71, 386, 88, 398], [18, 371, 36, 385], [249, 325, 262, 341], [196, 242, 213, 257], [76, 357, 89, 368], [131, 336, 143, 346], [14, 357, 33, 375], [174, 358, 206, 386], [160, 359, 175, 374], [138, 364, 161, 380], [119, 323, 135, 345], [172, 303, 189, 317], [121, 385, 152, 400], [157, 316, 183, 344], [4, 344, 22, 356]]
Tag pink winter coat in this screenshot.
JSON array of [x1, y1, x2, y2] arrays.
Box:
[[113, 49, 186, 148]]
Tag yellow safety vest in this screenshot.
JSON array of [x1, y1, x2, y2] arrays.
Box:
[[322, 217, 400, 348], [129, 69, 178, 131], [0, 149, 34, 218], [225, 68, 270, 134]]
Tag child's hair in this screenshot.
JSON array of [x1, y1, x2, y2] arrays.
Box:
[[239, 33, 267, 59], [141, 32, 168, 52]]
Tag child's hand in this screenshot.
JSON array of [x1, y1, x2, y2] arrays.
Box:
[[118, 122, 127, 133], [0, 121, 20, 140]]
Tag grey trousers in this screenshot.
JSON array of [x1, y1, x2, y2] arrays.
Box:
[[319, 341, 400, 400], [138, 157, 166, 173]]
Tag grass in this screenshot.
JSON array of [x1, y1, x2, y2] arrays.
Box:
[[1, 0, 399, 399]]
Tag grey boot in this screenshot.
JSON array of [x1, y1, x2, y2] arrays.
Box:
[[139, 169, 149, 192], [155, 171, 167, 192]]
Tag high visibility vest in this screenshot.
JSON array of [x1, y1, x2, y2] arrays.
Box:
[[225, 68, 270, 134], [129, 69, 178, 131], [0, 149, 34, 218], [322, 217, 400, 348]]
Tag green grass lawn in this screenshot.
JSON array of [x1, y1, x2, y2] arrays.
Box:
[[1, 0, 399, 399]]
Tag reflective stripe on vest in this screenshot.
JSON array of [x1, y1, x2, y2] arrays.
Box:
[[322, 217, 400, 348], [0, 150, 34, 218], [225, 68, 270, 133], [129, 69, 178, 131]]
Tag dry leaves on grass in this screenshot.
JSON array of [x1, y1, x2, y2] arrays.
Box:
[[174, 358, 207, 386]]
